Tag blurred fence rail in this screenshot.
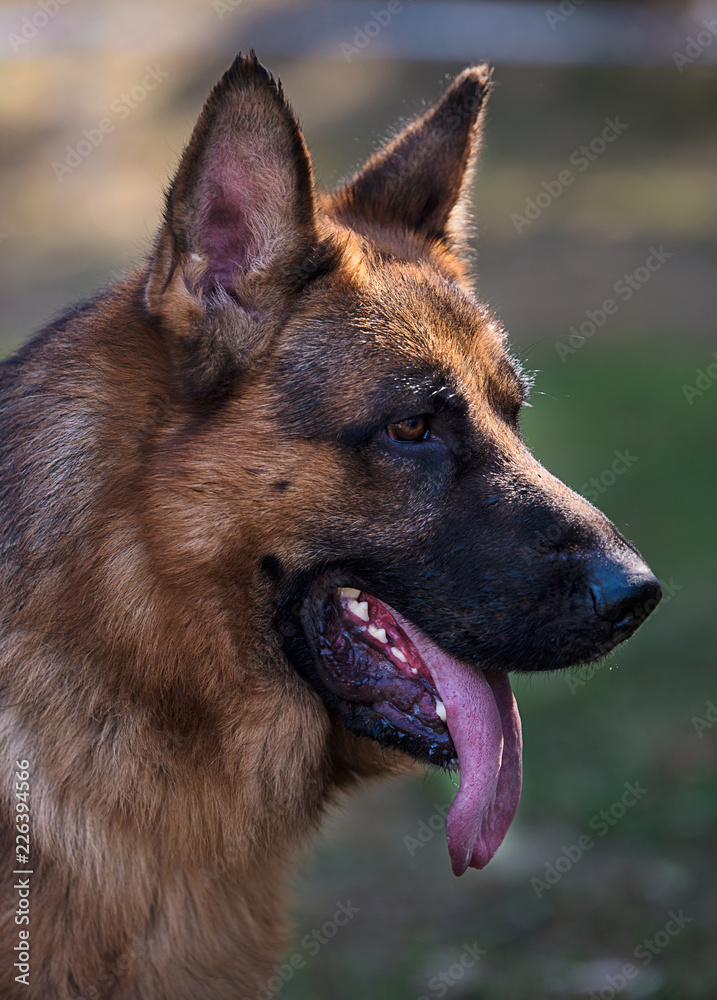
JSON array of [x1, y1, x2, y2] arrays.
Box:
[[2, 1, 717, 66]]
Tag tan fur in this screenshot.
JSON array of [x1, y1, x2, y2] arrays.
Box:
[[0, 55, 659, 998], [0, 58, 484, 999]]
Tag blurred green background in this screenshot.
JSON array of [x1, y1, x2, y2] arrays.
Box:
[[0, 1, 715, 997]]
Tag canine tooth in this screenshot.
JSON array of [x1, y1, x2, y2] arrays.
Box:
[[347, 599, 369, 622], [367, 625, 387, 643], [391, 647, 407, 663], [434, 698, 447, 723], [410, 666, 418, 675], [338, 587, 361, 600]]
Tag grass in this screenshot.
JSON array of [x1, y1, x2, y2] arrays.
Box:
[[281, 337, 717, 1000]]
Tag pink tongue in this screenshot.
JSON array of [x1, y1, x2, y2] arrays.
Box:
[[392, 614, 523, 876]]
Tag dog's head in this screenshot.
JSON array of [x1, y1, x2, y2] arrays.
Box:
[[144, 54, 661, 874]]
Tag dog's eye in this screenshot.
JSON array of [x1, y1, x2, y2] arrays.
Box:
[[387, 416, 430, 442]]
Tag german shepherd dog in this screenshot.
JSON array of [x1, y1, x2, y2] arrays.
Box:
[[0, 55, 660, 998]]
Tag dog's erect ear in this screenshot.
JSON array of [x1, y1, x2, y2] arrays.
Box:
[[146, 53, 324, 397], [328, 65, 491, 256]]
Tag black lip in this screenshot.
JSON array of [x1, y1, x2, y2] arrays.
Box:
[[278, 569, 459, 768], [276, 551, 652, 756]]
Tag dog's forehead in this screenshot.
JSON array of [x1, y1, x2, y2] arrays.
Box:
[[274, 258, 517, 423], [346, 260, 502, 361]]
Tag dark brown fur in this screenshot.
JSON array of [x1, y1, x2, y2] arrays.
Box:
[[0, 55, 659, 998]]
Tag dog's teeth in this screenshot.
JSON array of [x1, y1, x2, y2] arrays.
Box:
[[338, 587, 361, 600], [347, 599, 369, 622], [410, 666, 418, 675], [434, 698, 447, 723], [367, 625, 387, 643], [391, 647, 407, 663]]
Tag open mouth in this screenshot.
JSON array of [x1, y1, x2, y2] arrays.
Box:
[[297, 579, 523, 875]]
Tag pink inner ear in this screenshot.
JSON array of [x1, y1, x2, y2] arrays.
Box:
[[197, 143, 288, 294]]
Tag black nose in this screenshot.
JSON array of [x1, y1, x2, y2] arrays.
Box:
[[589, 557, 662, 634]]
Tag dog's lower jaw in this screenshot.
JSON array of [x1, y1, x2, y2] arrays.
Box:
[[328, 718, 415, 786]]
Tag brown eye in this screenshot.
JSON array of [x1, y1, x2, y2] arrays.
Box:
[[387, 416, 430, 442]]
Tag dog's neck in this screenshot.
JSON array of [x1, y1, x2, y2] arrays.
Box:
[[0, 276, 405, 995]]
